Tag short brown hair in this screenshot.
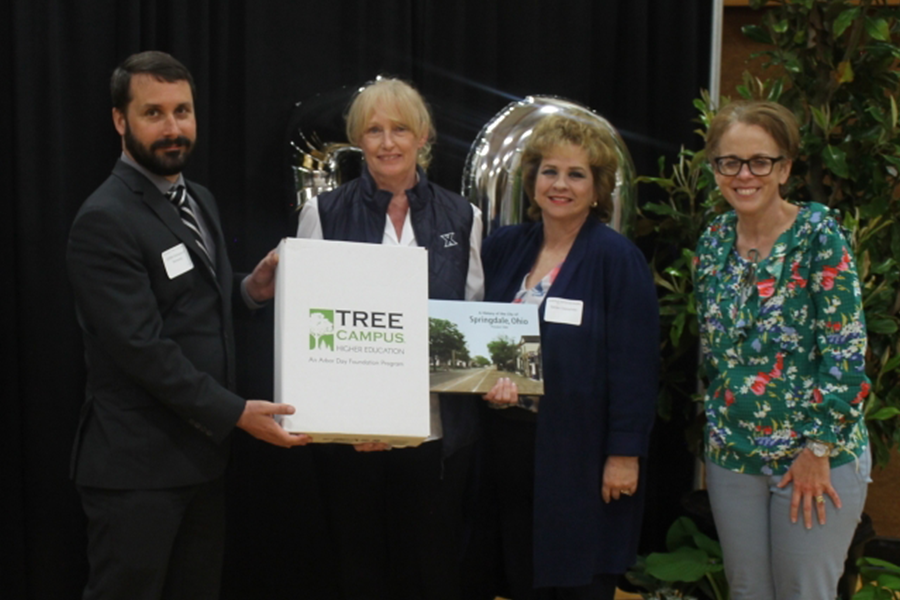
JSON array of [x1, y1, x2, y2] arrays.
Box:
[[111, 51, 195, 113], [345, 77, 435, 169], [705, 100, 800, 160], [521, 114, 618, 222]]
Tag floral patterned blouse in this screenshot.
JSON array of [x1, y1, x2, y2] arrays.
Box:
[[695, 202, 869, 475]]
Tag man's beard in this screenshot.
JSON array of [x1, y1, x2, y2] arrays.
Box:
[[124, 121, 194, 177]]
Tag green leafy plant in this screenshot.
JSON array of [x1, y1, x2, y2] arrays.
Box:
[[854, 557, 900, 599], [639, 0, 900, 465], [637, 91, 723, 427], [626, 517, 728, 600]]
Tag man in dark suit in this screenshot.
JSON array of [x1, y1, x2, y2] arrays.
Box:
[[67, 51, 308, 600]]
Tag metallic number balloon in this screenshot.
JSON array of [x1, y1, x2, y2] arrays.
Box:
[[461, 96, 637, 238]]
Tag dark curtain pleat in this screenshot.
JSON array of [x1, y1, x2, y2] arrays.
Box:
[[1, 0, 27, 594], [3, 1, 710, 597]]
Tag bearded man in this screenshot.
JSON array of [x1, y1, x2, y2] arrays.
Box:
[[66, 51, 308, 600]]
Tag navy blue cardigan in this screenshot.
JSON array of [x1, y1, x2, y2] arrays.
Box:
[[482, 218, 659, 586]]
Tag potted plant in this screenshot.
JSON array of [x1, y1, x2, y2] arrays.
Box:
[[626, 517, 728, 600], [853, 556, 900, 599]]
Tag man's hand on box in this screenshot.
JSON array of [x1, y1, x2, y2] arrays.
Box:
[[245, 249, 279, 303], [236, 400, 311, 448]]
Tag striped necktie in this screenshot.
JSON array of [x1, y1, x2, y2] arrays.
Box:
[[166, 185, 213, 266]]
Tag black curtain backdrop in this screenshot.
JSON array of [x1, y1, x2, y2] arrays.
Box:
[[2, 1, 711, 598]]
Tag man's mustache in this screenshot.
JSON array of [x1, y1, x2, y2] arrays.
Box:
[[151, 137, 192, 151]]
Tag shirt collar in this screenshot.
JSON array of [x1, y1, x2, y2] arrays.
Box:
[[120, 152, 186, 196], [702, 203, 821, 296], [360, 164, 431, 213]]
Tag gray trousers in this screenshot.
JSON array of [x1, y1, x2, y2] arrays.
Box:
[[706, 450, 870, 600]]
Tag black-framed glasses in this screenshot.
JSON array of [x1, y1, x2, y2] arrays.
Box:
[[713, 155, 785, 177]]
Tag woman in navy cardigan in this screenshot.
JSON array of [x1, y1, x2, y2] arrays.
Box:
[[479, 114, 659, 599]]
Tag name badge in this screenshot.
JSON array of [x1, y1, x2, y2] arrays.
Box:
[[162, 243, 194, 279], [544, 297, 583, 326]]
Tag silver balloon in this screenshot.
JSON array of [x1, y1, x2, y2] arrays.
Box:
[[289, 87, 365, 210], [292, 136, 363, 209], [461, 96, 637, 238]]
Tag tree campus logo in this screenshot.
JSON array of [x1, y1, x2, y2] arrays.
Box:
[[310, 309, 335, 351]]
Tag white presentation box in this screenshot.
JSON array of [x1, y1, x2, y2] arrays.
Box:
[[274, 238, 430, 446]]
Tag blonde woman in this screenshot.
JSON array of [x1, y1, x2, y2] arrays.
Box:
[[296, 77, 483, 600]]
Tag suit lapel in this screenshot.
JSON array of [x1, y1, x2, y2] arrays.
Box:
[[113, 161, 221, 287]]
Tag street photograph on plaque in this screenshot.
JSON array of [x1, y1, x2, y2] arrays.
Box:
[[428, 300, 543, 395]]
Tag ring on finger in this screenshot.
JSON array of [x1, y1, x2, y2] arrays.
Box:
[[621, 490, 632, 496], [815, 495, 825, 504]]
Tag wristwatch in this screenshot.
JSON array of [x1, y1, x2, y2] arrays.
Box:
[[805, 439, 832, 458]]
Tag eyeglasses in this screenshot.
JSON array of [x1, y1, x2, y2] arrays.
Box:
[[713, 156, 785, 177]]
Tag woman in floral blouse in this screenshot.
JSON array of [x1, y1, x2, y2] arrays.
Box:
[[695, 100, 870, 600]]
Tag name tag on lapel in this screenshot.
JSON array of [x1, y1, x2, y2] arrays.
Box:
[[162, 243, 195, 279], [544, 297, 583, 326]]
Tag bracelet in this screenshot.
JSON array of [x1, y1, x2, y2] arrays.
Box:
[[805, 438, 833, 458]]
